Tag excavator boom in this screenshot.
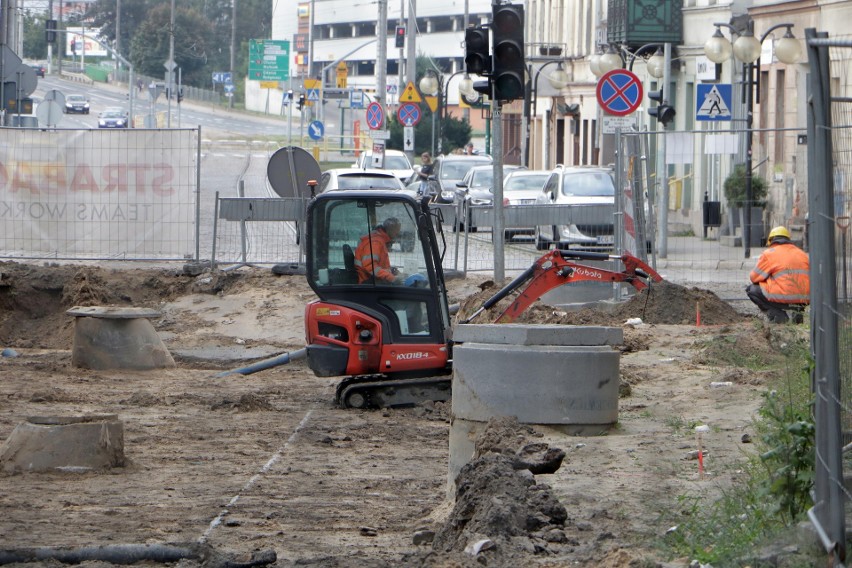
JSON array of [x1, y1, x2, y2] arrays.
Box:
[[463, 250, 662, 324]]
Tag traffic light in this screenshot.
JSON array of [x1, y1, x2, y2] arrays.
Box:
[[297, 93, 306, 110], [464, 26, 490, 76], [395, 26, 406, 49], [647, 88, 676, 126], [45, 19, 57, 43], [177, 88, 183, 104], [491, 3, 525, 101]]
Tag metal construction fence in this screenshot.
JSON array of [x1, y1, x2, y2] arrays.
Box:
[[805, 30, 852, 567], [0, 127, 201, 262]]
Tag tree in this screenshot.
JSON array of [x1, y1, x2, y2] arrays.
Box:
[[127, 5, 213, 85], [387, 57, 473, 155], [724, 164, 768, 207], [86, 0, 270, 94], [22, 10, 48, 60]]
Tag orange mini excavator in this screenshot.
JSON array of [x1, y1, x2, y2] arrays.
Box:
[[303, 189, 661, 408]]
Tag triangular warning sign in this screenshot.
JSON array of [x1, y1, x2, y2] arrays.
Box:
[[697, 85, 730, 118], [400, 81, 422, 103], [425, 96, 438, 112]]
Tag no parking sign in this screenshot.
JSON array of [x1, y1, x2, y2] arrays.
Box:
[[596, 69, 643, 116]]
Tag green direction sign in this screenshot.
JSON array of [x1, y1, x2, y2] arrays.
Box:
[[248, 39, 290, 81]]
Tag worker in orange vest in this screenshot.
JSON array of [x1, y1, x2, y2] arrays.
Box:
[[354, 217, 404, 284], [747, 226, 810, 324]]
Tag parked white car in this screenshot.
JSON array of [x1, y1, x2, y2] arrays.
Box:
[[318, 168, 408, 193], [352, 149, 414, 184]]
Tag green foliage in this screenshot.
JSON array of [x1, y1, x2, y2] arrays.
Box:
[[724, 164, 768, 207], [25, 0, 272, 100], [387, 57, 472, 155], [660, 339, 815, 565], [128, 5, 213, 84], [754, 389, 815, 523], [22, 10, 48, 60]]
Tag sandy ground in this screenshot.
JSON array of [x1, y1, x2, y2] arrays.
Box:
[[0, 261, 811, 567]]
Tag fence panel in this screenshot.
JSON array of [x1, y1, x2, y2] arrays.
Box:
[[806, 32, 852, 566], [0, 128, 200, 261]]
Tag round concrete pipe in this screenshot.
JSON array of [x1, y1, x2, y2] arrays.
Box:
[[448, 323, 623, 492], [67, 306, 175, 370], [0, 415, 125, 474]]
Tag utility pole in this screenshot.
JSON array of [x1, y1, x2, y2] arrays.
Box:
[[405, 0, 416, 160], [397, 0, 404, 106], [115, 0, 121, 76], [229, 0, 235, 109], [657, 43, 671, 258], [167, 0, 175, 127], [48, 0, 53, 73], [376, 0, 388, 122], [58, 1, 63, 75], [492, 96, 505, 283]]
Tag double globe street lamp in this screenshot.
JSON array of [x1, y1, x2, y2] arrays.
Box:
[[419, 70, 477, 155], [703, 19, 801, 257]]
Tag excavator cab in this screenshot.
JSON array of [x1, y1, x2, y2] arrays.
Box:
[[304, 190, 453, 406]]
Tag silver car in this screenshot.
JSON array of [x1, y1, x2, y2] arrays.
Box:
[[502, 169, 550, 240], [534, 165, 616, 251]]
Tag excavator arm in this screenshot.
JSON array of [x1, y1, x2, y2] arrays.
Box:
[[462, 250, 663, 324]]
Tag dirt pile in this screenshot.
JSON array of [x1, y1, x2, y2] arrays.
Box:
[[457, 279, 747, 326], [430, 418, 570, 564]]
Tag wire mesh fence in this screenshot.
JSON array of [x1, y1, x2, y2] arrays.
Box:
[[0, 128, 200, 262], [806, 31, 852, 566]]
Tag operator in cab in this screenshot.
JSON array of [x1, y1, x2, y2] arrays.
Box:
[[354, 217, 405, 284], [746, 226, 810, 324]]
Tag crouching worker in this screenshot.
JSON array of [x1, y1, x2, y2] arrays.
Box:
[[746, 226, 810, 324]]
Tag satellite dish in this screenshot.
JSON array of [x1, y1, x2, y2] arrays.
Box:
[[267, 146, 322, 198]]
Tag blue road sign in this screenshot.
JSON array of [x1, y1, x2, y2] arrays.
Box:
[[307, 88, 320, 102], [212, 72, 233, 84], [308, 120, 325, 141], [366, 102, 384, 130], [696, 84, 733, 122], [596, 69, 643, 116]]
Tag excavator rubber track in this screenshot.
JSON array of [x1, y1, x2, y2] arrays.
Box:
[[335, 374, 452, 409]]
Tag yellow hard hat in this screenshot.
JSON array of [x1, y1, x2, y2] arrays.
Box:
[[767, 226, 791, 245]]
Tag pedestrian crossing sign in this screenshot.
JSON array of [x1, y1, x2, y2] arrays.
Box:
[[696, 83, 732, 122]]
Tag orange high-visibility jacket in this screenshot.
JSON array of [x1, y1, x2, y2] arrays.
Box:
[[749, 243, 810, 304], [354, 229, 395, 283]]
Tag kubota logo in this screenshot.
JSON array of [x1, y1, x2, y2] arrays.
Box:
[[396, 352, 430, 360], [574, 267, 602, 279]]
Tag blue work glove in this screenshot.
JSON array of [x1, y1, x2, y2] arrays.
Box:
[[404, 274, 428, 287]]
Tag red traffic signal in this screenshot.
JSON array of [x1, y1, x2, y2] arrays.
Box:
[[395, 26, 405, 49]]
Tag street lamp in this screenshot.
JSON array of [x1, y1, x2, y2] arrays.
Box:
[[523, 60, 569, 167], [704, 19, 800, 258], [419, 69, 469, 155], [589, 43, 664, 79], [598, 45, 623, 75]]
